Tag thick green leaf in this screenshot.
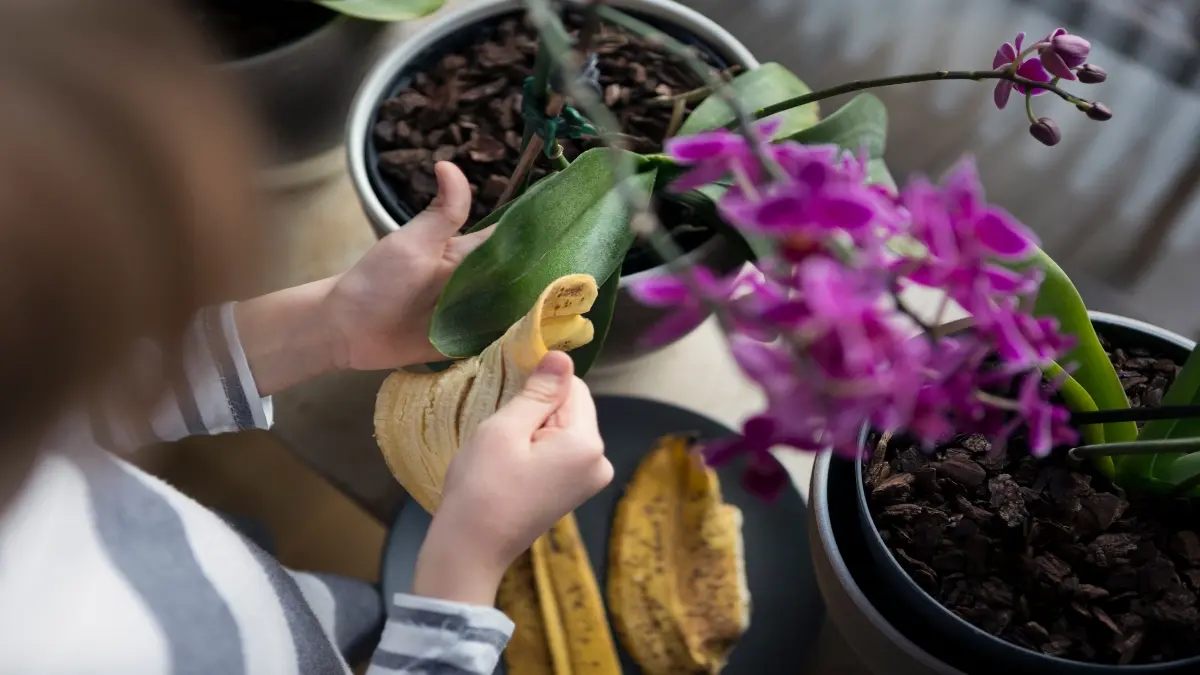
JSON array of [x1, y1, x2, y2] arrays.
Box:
[[785, 93, 888, 158], [867, 159, 897, 194], [677, 63, 819, 140], [317, 0, 444, 21], [1027, 250, 1136, 445], [1140, 347, 1200, 441], [1135, 347, 1200, 487], [1044, 362, 1112, 476], [567, 270, 619, 378], [430, 149, 652, 357]]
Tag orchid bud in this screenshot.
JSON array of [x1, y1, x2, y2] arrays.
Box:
[[1040, 31, 1091, 80], [1077, 63, 1107, 84], [1029, 117, 1061, 146], [1086, 102, 1113, 121]]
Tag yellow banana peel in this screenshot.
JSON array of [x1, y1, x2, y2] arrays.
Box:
[[373, 274, 599, 513], [608, 434, 750, 675]]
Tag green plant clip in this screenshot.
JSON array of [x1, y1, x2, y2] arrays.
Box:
[[520, 77, 598, 157]]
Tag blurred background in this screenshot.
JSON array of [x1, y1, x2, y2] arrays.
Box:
[[679, 0, 1200, 337]]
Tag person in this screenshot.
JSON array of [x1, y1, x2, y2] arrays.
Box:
[[0, 1, 614, 673]]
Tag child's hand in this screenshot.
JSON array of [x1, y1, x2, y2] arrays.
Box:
[[324, 161, 494, 371], [411, 351, 613, 606]]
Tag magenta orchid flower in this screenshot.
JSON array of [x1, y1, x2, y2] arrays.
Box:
[[992, 31, 1053, 109]]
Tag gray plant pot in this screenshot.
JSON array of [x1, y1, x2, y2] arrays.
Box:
[[220, 12, 387, 177], [345, 0, 756, 365], [814, 311, 1200, 674]]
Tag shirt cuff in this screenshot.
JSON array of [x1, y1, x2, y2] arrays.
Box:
[[370, 593, 513, 675]]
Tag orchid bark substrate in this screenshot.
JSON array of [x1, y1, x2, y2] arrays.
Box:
[[458, 2, 1200, 498]]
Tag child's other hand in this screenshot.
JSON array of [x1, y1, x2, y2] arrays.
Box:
[[411, 351, 613, 606]]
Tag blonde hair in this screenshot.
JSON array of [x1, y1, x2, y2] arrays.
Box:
[[0, 0, 264, 452]]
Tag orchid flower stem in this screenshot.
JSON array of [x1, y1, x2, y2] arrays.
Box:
[[1024, 91, 1037, 125], [740, 70, 1095, 125], [1070, 404, 1200, 426], [1069, 438, 1200, 461], [548, 142, 570, 170], [592, 4, 783, 181]]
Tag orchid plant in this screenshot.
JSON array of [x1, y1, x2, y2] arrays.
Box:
[[424, 1, 1200, 500]]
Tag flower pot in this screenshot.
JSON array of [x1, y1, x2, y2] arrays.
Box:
[[809, 450, 968, 674], [847, 311, 1200, 673], [345, 0, 755, 364], [193, 0, 388, 181]]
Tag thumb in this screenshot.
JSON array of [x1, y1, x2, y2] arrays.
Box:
[[495, 351, 574, 434], [409, 161, 471, 239]]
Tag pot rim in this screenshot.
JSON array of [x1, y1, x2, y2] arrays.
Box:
[[216, 12, 354, 72], [852, 311, 1200, 672], [344, 0, 760, 284]]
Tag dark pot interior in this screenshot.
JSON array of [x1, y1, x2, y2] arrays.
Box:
[[852, 316, 1200, 673], [186, 0, 336, 61], [363, 8, 734, 275]]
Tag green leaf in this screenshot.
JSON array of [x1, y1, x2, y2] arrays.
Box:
[[316, 0, 444, 21], [677, 63, 819, 140], [430, 148, 652, 358], [1027, 250, 1136, 445], [866, 159, 897, 194], [1044, 362, 1112, 476], [1140, 347, 1200, 441], [566, 270, 619, 378], [784, 93, 888, 158]]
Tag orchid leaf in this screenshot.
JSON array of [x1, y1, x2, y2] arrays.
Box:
[[1140, 347, 1200, 441], [867, 159, 898, 194], [784, 93, 888, 158], [1137, 347, 1200, 489], [316, 0, 444, 21], [566, 270, 619, 378], [678, 63, 819, 140], [1044, 362, 1111, 476], [430, 149, 653, 357], [1027, 250, 1137, 446]]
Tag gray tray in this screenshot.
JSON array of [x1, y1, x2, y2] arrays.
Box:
[[381, 394, 823, 674]]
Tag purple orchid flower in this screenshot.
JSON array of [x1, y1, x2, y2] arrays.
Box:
[[992, 31, 1053, 109]]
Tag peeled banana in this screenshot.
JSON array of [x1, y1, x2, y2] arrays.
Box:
[[608, 434, 751, 675], [373, 274, 599, 512]]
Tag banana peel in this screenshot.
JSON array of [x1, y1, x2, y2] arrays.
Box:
[[498, 513, 622, 675], [373, 274, 599, 513], [608, 435, 750, 675]]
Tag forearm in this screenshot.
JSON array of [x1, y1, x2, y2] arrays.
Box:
[[233, 276, 340, 397], [412, 516, 507, 608]]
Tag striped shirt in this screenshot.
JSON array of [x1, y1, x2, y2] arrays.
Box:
[[0, 304, 513, 675]]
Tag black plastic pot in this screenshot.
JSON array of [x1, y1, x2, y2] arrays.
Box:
[[207, 3, 387, 175], [346, 0, 755, 364], [849, 311, 1200, 674]]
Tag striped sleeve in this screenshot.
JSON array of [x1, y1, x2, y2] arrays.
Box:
[[92, 303, 273, 452], [367, 593, 514, 675]]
